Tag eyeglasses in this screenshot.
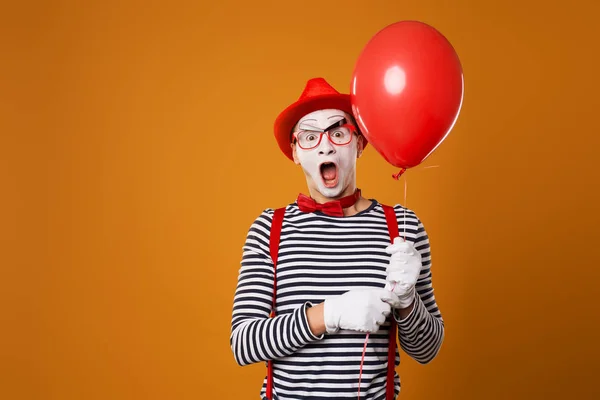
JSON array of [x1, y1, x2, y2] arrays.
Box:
[[292, 118, 358, 150]]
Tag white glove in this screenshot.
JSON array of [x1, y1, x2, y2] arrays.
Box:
[[323, 288, 401, 334], [384, 237, 422, 309]]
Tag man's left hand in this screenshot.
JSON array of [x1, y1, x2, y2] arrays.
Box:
[[384, 237, 422, 309]]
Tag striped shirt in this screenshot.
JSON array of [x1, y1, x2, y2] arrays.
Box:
[[230, 200, 444, 399]]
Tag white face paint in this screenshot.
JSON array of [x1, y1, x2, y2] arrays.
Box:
[[292, 109, 360, 199]]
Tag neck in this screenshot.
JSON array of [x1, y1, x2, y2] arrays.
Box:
[[341, 196, 371, 216]]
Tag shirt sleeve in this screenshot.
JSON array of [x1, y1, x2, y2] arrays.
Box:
[[393, 207, 445, 364], [229, 208, 324, 366]]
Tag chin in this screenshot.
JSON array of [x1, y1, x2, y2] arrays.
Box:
[[318, 186, 343, 199], [316, 177, 347, 199]]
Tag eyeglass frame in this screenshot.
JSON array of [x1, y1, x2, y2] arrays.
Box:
[[291, 118, 359, 150]]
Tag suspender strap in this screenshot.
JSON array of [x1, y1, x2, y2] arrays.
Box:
[[266, 207, 285, 400], [382, 204, 400, 400]]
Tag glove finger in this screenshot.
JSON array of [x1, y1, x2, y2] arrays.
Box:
[[387, 270, 409, 282], [395, 237, 416, 249], [386, 237, 410, 254], [383, 281, 395, 292], [390, 271, 421, 283], [394, 249, 414, 258], [380, 290, 401, 308], [385, 242, 411, 255], [375, 314, 386, 325], [388, 254, 410, 267], [386, 260, 410, 275], [380, 298, 397, 309], [388, 258, 422, 274], [404, 279, 418, 288], [392, 279, 416, 291]]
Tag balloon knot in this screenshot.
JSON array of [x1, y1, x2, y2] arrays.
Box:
[[392, 168, 407, 180]]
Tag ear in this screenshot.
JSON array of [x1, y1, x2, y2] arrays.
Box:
[[291, 143, 301, 165], [356, 135, 365, 159]]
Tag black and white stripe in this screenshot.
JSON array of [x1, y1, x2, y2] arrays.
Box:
[[230, 201, 444, 399]]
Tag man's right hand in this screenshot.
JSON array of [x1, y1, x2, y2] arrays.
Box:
[[323, 288, 401, 334]]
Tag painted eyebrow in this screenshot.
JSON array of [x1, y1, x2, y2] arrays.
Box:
[[297, 117, 347, 132], [297, 119, 320, 131]]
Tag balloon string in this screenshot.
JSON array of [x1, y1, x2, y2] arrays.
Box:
[[358, 333, 368, 399], [358, 176, 409, 399], [403, 175, 407, 241], [358, 281, 399, 400]]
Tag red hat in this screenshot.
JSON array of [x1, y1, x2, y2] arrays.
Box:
[[273, 77, 367, 161]]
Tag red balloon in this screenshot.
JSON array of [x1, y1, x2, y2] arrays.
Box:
[[350, 21, 464, 173]]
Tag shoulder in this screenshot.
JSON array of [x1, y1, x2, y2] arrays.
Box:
[[247, 203, 295, 231], [382, 203, 422, 223], [246, 208, 275, 236]]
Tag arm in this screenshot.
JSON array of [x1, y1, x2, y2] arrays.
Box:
[[230, 210, 324, 366], [306, 303, 326, 336], [393, 217, 445, 364]]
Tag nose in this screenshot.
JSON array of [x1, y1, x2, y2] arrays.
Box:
[[318, 134, 336, 156]]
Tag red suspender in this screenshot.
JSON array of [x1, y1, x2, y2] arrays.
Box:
[[382, 204, 400, 400], [266, 207, 286, 400], [266, 205, 399, 400]]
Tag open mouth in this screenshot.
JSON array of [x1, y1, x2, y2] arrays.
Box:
[[320, 162, 339, 188]]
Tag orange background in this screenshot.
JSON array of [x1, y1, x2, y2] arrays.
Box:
[[1, 0, 599, 399]]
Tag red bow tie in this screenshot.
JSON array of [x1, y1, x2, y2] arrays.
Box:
[[296, 189, 361, 217]]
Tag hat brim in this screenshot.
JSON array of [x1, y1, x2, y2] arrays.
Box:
[[274, 94, 368, 161]]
